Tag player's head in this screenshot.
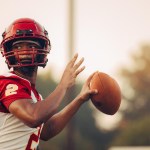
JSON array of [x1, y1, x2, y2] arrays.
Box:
[[0, 18, 51, 69]]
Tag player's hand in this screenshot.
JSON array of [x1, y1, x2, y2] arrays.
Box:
[[78, 72, 98, 102], [60, 53, 85, 89]]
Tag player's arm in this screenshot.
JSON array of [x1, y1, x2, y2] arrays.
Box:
[[9, 54, 85, 128], [40, 72, 98, 141]]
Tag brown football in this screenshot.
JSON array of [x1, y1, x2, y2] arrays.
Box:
[[90, 71, 121, 115]]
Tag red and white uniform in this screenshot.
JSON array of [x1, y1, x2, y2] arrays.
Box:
[[0, 72, 43, 150]]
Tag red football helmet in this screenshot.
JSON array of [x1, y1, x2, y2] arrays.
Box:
[[0, 18, 51, 68]]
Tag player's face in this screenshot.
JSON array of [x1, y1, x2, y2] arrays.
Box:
[[12, 42, 41, 64]]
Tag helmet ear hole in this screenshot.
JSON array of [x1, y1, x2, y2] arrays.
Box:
[[0, 18, 51, 68]]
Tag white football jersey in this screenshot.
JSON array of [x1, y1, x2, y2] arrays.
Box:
[[0, 72, 43, 150]]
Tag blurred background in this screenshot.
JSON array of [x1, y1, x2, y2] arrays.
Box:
[[0, 0, 150, 150]]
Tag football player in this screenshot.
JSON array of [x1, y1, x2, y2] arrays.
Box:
[[0, 18, 97, 150]]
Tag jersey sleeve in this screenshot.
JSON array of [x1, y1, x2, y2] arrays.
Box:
[[0, 76, 32, 110]]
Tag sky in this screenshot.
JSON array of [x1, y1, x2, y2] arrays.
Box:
[[0, 0, 150, 130]]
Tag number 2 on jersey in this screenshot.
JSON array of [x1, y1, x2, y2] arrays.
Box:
[[5, 84, 18, 96]]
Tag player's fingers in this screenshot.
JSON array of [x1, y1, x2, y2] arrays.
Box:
[[90, 89, 98, 94], [74, 66, 85, 77], [68, 53, 78, 67], [73, 57, 84, 70]]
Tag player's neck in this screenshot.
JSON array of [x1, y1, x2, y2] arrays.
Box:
[[13, 66, 38, 86]]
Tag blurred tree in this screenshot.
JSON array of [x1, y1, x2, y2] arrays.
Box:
[[118, 44, 150, 120], [110, 44, 150, 146], [111, 115, 150, 146], [36, 70, 57, 98]]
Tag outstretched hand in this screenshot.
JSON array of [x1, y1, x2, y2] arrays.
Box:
[[60, 53, 85, 89]]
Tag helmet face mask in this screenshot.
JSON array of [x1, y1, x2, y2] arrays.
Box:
[[0, 18, 51, 68], [5, 41, 48, 68]]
